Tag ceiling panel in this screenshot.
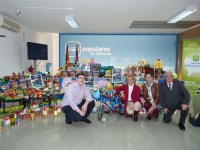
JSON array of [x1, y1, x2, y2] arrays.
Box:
[[0, 0, 199, 33]]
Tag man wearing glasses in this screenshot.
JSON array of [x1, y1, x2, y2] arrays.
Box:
[[62, 72, 95, 124]]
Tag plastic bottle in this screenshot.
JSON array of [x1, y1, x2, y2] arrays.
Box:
[[0, 117, 3, 130], [17, 115, 21, 124], [54, 105, 58, 117], [14, 112, 18, 124], [10, 114, 15, 126], [43, 109, 48, 118]]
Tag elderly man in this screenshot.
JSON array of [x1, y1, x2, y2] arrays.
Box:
[[159, 71, 190, 130]]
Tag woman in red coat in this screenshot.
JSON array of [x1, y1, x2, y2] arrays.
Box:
[[116, 75, 142, 122]]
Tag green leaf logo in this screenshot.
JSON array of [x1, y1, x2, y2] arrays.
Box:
[[193, 55, 199, 61]]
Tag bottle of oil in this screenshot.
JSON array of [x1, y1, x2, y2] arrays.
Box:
[[43, 109, 48, 118], [14, 112, 18, 124], [30, 111, 35, 121], [10, 114, 15, 126], [54, 105, 58, 117], [8, 109, 13, 117]]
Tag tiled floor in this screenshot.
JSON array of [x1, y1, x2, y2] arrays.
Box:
[[0, 111, 200, 150]]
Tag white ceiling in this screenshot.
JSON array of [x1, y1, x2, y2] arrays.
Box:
[[0, 0, 200, 34]]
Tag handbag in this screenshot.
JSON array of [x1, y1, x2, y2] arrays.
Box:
[[189, 113, 200, 127]]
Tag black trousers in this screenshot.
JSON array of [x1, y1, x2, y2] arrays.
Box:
[[163, 103, 189, 124], [62, 100, 95, 122]]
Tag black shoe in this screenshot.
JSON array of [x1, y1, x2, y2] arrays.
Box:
[[66, 119, 72, 124], [155, 114, 159, 118], [81, 118, 92, 124], [147, 116, 151, 120], [178, 123, 185, 130], [65, 114, 72, 124]]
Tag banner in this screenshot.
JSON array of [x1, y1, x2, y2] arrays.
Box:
[[59, 34, 177, 72], [182, 39, 200, 96]]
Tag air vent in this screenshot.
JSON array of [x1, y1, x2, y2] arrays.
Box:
[[0, 15, 21, 33]]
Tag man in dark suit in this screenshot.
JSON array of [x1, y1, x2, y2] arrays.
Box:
[[159, 71, 190, 130]]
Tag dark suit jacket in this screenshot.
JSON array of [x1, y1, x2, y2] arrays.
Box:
[[116, 84, 141, 113], [159, 79, 190, 109]]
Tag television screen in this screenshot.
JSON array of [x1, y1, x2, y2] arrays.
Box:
[[27, 42, 48, 60]]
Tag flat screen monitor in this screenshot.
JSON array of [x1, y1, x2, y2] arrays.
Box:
[[27, 42, 48, 60]]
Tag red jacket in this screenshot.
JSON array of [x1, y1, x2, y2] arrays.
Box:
[[116, 84, 141, 113]]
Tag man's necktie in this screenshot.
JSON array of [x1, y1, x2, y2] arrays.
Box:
[[168, 84, 172, 91]]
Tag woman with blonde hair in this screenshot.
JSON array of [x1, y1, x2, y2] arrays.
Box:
[[116, 75, 142, 122]]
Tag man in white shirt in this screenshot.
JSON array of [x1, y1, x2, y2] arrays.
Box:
[[62, 73, 95, 124]]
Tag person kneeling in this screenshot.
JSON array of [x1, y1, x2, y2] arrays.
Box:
[[159, 71, 190, 131], [142, 72, 159, 120], [62, 73, 95, 124], [116, 75, 142, 122]]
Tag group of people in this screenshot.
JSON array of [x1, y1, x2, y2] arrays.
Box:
[[62, 71, 190, 131]]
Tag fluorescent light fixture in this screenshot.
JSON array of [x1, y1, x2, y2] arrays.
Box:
[[65, 15, 79, 28], [167, 5, 198, 23]]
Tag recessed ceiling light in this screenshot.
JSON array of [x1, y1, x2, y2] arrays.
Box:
[[167, 5, 198, 23], [65, 15, 79, 28]]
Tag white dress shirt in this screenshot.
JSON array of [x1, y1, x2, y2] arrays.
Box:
[[167, 82, 173, 91], [62, 82, 92, 110], [128, 84, 134, 101], [146, 83, 154, 103]]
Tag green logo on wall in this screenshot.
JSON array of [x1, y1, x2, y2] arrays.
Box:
[[193, 55, 199, 61]]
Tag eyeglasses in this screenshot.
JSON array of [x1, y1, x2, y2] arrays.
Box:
[[77, 77, 85, 80], [145, 77, 153, 79]]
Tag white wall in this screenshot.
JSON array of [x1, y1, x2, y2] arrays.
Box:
[[0, 16, 59, 77], [52, 34, 59, 75], [35, 33, 59, 75], [0, 25, 37, 77]]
